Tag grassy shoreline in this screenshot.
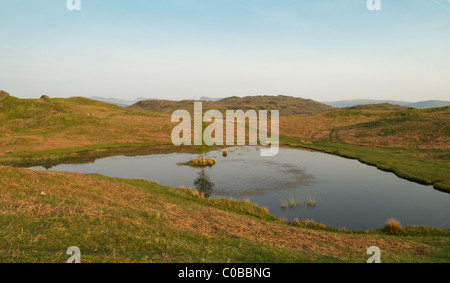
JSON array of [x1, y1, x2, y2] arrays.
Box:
[[2, 137, 448, 193], [1, 134, 449, 193], [0, 142, 177, 167]]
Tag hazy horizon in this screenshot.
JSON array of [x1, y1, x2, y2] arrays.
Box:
[[1, 0, 449, 102], [2, 92, 449, 105]]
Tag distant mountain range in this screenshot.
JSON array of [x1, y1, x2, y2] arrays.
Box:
[[90, 95, 449, 110], [322, 99, 450, 109], [91, 96, 223, 106]]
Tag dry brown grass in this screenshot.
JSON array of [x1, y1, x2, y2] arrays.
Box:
[[281, 108, 449, 151], [166, 200, 428, 258], [0, 166, 165, 221], [280, 113, 379, 141], [338, 128, 449, 151], [384, 218, 406, 235], [0, 97, 173, 156], [1, 96, 447, 157]]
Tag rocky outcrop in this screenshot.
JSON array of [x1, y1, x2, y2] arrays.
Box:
[[40, 95, 50, 101], [0, 90, 10, 101]]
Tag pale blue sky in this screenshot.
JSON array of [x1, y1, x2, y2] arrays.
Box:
[[0, 0, 449, 101]]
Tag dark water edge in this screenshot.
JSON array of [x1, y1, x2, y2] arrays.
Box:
[[0, 144, 196, 168]]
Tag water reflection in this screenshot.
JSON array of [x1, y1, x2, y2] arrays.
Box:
[[194, 168, 215, 198], [280, 196, 320, 210]]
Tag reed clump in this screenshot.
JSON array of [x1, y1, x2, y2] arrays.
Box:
[[289, 218, 327, 230], [178, 186, 205, 199], [280, 196, 317, 209], [384, 218, 406, 235]]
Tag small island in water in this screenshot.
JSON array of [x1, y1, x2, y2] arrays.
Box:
[[178, 157, 216, 167]]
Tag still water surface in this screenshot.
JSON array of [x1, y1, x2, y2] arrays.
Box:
[[32, 146, 450, 230]]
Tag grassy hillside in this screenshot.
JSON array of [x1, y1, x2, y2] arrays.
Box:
[[0, 95, 173, 157], [335, 107, 450, 151], [342, 103, 413, 111], [1, 165, 448, 263], [280, 107, 449, 151], [0, 93, 448, 190], [130, 99, 220, 114], [131, 95, 334, 116]]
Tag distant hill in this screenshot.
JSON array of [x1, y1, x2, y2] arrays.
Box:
[[200, 96, 224, 102], [409, 101, 450, 109], [130, 99, 220, 114], [90, 96, 158, 107], [343, 103, 413, 111], [90, 96, 450, 110], [0, 94, 173, 156], [131, 95, 334, 116], [334, 107, 450, 151], [323, 99, 450, 109], [91, 96, 224, 106]]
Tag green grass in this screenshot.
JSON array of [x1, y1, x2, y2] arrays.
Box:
[[289, 219, 329, 231], [173, 186, 273, 221]]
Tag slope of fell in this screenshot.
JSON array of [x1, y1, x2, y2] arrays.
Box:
[[335, 107, 450, 151], [130, 95, 334, 116], [0, 95, 172, 156]]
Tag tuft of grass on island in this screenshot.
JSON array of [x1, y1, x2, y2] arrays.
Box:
[[178, 157, 216, 167]]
